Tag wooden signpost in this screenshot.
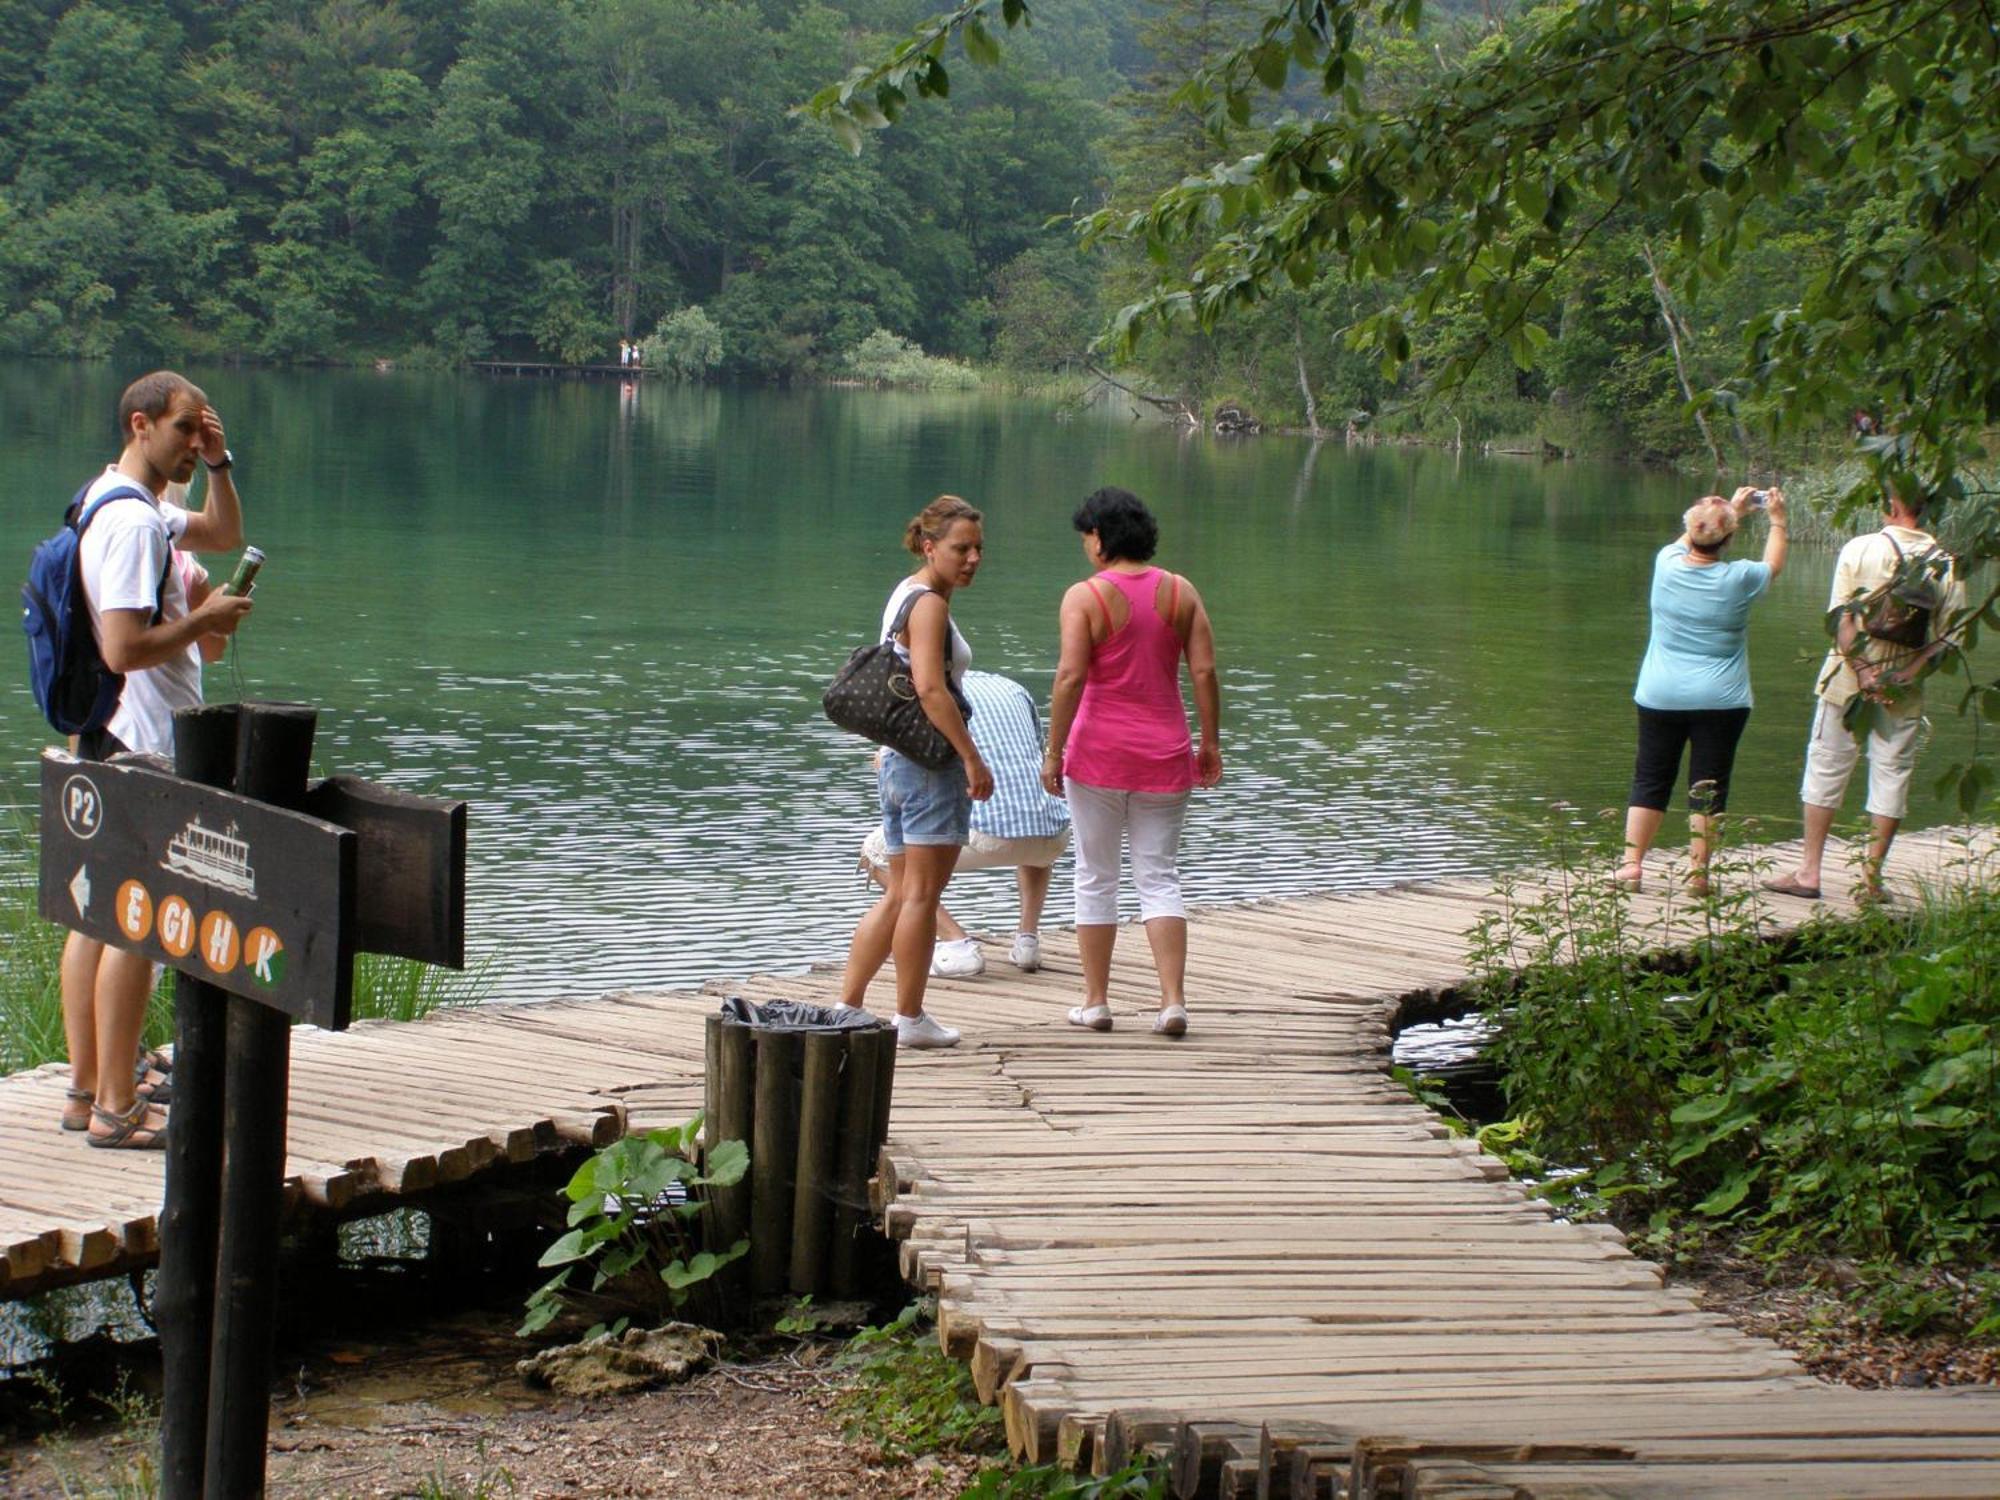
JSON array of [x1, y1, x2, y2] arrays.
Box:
[[38, 701, 466, 1500]]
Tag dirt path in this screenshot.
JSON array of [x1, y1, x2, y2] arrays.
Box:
[[2, 1314, 991, 1500]]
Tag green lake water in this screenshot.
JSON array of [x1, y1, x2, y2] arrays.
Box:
[[2, 360, 1982, 1003]]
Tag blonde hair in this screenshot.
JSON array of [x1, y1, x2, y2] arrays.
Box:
[[903, 494, 982, 557], [1683, 496, 1737, 550]]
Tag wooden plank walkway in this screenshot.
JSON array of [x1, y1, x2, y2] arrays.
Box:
[[3, 827, 1998, 1496]]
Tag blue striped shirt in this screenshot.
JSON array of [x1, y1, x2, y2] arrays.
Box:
[[962, 671, 1071, 839]]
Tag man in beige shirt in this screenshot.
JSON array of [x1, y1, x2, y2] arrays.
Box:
[[1765, 487, 1966, 902]]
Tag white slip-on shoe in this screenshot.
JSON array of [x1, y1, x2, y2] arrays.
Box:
[[1066, 1004, 1113, 1032], [1009, 933, 1042, 971], [896, 1011, 961, 1049], [930, 938, 986, 978], [1153, 1004, 1188, 1038]]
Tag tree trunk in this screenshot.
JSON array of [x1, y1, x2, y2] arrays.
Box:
[[1294, 333, 1323, 439], [1641, 240, 1723, 473]]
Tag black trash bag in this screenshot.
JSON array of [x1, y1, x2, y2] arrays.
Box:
[[715, 996, 886, 1032]]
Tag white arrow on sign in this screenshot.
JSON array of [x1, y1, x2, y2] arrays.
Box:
[[69, 864, 91, 920]]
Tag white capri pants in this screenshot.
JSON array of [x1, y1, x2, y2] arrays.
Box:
[[1800, 697, 1924, 821], [1066, 779, 1191, 926]]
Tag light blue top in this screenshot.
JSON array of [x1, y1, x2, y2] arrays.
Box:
[[1633, 543, 1771, 711], [960, 671, 1072, 839]]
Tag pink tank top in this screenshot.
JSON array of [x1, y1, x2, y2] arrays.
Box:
[[1063, 567, 1195, 793]]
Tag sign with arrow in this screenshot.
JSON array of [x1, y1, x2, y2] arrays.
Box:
[[38, 750, 357, 1028]]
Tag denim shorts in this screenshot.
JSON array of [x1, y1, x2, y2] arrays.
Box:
[[878, 748, 971, 853]]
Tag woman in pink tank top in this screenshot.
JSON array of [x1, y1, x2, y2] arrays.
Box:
[[1041, 488, 1221, 1038]]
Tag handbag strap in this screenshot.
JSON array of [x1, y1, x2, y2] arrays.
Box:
[[886, 584, 967, 711], [885, 584, 931, 643]]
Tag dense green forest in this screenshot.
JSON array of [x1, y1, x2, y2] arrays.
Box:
[[0, 0, 1932, 459]]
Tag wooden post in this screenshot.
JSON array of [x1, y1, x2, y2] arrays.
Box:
[[704, 1017, 754, 1305], [203, 703, 315, 1499], [156, 705, 239, 1500], [787, 1032, 844, 1295], [869, 1026, 897, 1158], [826, 1027, 881, 1297], [748, 1029, 800, 1296]]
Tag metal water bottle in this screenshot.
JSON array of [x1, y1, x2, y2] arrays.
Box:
[[221, 546, 264, 597]]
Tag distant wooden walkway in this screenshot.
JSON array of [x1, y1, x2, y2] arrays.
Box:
[[4, 828, 1999, 1496], [469, 360, 653, 378]]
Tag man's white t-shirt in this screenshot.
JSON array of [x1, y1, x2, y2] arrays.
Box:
[[76, 469, 197, 755]]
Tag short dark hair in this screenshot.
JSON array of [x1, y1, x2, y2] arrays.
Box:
[[1072, 486, 1158, 562], [116, 371, 204, 443]]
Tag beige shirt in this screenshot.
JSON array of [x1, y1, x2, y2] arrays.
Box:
[[1814, 524, 1965, 714]]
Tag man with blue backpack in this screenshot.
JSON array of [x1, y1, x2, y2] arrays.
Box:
[[36, 371, 253, 1147]]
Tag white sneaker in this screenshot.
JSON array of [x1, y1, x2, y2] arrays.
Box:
[[895, 1011, 961, 1049], [930, 938, 985, 978], [1009, 933, 1041, 972]]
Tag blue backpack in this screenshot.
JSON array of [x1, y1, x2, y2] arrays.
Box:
[[21, 481, 160, 735]]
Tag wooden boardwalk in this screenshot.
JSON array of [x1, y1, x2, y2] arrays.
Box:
[[4, 828, 2000, 1496]]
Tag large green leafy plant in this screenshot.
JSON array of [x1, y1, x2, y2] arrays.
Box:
[[520, 1114, 749, 1338]]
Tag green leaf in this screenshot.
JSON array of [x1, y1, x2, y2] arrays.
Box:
[[1695, 1173, 1753, 1216], [1956, 762, 1992, 817], [698, 1137, 750, 1187], [538, 1229, 589, 1268], [1670, 1093, 1731, 1124], [828, 111, 862, 156], [1251, 43, 1289, 91], [963, 16, 1001, 66]]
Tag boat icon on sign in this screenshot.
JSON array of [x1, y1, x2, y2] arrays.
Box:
[[162, 818, 257, 899]]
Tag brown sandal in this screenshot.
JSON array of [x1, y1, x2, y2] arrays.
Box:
[[60, 1088, 93, 1133], [87, 1098, 167, 1150]]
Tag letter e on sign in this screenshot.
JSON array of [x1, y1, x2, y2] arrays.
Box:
[[158, 894, 195, 958], [245, 927, 286, 988], [116, 880, 154, 942], [200, 911, 241, 974]]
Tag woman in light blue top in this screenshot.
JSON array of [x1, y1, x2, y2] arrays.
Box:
[[1618, 487, 1789, 893]]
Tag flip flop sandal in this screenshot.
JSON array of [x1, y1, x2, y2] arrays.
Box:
[[137, 1071, 173, 1106], [137, 1047, 173, 1078], [1153, 1004, 1189, 1038], [60, 1088, 93, 1133], [88, 1098, 167, 1150], [1066, 1004, 1113, 1032], [1611, 867, 1644, 892], [1760, 875, 1822, 900]]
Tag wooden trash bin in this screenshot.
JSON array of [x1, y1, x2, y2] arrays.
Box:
[[702, 999, 896, 1299]]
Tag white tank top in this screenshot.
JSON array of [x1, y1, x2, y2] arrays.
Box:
[[881, 577, 970, 686]]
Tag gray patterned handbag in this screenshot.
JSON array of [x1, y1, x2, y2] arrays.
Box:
[[822, 587, 971, 770]]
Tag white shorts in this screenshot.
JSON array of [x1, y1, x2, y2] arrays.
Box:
[[1066, 779, 1191, 926], [1800, 697, 1924, 822], [860, 825, 1071, 874]]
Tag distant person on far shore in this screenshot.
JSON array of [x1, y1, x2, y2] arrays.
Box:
[[1042, 487, 1221, 1038], [1617, 487, 1788, 895], [839, 496, 994, 1048], [618, 339, 631, 367], [859, 670, 1071, 977], [1764, 484, 1965, 904]]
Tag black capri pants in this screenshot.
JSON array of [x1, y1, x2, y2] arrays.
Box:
[[1629, 705, 1751, 814]]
